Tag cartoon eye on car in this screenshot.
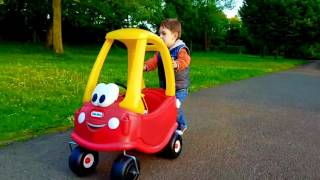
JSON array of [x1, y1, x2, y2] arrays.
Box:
[[68, 28, 183, 179]]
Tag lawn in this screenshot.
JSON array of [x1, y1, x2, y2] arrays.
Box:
[[0, 42, 305, 146]]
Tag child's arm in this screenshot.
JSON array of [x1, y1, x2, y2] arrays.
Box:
[[174, 48, 191, 71], [144, 52, 159, 71]]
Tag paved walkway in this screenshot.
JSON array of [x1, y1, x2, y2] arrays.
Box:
[[1, 61, 320, 179]]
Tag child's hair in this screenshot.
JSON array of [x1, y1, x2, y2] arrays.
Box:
[[160, 18, 182, 39]]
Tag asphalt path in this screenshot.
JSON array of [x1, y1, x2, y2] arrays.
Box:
[[1, 61, 320, 179]]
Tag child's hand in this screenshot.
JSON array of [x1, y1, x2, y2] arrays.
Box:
[[143, 64, 148, 71], [172, 61, 178, 69]]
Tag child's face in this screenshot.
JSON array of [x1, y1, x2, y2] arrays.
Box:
[[159, 26, 178, 48]]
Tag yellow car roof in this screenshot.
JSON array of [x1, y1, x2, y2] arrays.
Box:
[[83, 28, 175, 114]]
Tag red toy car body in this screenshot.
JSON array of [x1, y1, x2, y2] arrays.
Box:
[[71, 88, 177, 153], [68, 29, 183, 179]]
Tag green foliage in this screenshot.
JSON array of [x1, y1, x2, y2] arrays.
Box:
[[63, 0, 163, 29], [4, 0, 320, 59], [163, 0, 230, 50], [0, 0, 235, 49], [0, 0, 51, 41], [0, 42, 305, 145], [0, 0, 164, 42], [225, 16, 245, 46], [240, 0, 320, 58]]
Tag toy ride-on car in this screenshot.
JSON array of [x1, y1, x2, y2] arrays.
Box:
[[68, 28, 183, 179]]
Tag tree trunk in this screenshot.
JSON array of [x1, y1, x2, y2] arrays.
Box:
[[53, 0, 63, 54], [273, 48, 278, 59], [204, 30, 208, 51], [32, 30, 39, 43], [260, 45, 266, 57], [46, 24, 53, 49]]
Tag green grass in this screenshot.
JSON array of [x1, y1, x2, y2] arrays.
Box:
[[0, 42, 305, 146], [189, 52, 305, 92]]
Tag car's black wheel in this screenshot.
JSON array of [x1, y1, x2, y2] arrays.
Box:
[[161, 132, 183, 159], [68, 146, 99, 176], [110, 155, 140, 180]]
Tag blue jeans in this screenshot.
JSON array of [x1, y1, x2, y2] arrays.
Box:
[[176, 88, 188, 129]]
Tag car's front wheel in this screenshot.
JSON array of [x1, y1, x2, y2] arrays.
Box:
[[68, 146, 99, 176]]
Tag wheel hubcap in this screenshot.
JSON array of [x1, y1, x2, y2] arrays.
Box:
[[83, 154, 94, 168], [174, 140, 181, 153]]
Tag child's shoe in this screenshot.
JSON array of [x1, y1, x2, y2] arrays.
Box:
[[176, 126, 187, 135]]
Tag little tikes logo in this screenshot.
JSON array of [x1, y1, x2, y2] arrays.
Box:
[[91, 111, 103, 118]]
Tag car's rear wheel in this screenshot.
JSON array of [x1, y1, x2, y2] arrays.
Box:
[[110, 154, 140, 180], [161, 132, 183, 159]]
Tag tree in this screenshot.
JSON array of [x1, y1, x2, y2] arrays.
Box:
[[0, 0, 51, 41], [240, 0, 320, 58], [225, 16, 243, 46], [52, 0, 63, 54], [239, 0, 269, 56], [61, 0, 163, 42], [0, 0, 237, 52], [195, 0, 228, 50], [283, 0, 320, 58], [163, 0, 229, 51], [163, 0, 195, 49]]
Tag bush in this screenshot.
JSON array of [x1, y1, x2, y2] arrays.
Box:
[[284, 43, 320, 60], [305, 43, 320, 59]]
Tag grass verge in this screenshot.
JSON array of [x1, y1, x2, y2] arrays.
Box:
[[0, 42, 306, 146]]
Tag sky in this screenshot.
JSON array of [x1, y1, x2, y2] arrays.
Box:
[[223, 0, 244, 18]]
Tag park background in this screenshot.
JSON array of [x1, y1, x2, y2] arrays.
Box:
[[0, 0, 318, 145]]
